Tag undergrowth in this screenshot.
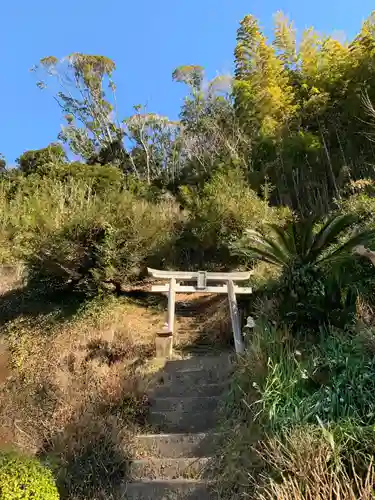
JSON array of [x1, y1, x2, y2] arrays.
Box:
[[215, 323, 375, 499], [0, 285, 165, 500]]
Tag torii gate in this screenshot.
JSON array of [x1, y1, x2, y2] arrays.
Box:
[[148, 268, 253, 355]]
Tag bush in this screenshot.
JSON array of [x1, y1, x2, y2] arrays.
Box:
[[337, 190, 375, 323], [17, 144, 66, 175], [0, 172, 180, 289], [50, 162, 125, 194], [0, 452, 59, 499], [0, 176, 97, 263], [24, 185, 180, 294], [275, 264, 358, 332], [341, 180, 375, 213], [174, 168, 290, 269]]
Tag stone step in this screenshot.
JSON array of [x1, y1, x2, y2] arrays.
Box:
[[156, 367, 228, 387], [175, 345, 230, 357], [149, 410, 219, 433], [151, 381, 228, 398], [133, 432, 220, 458], [164, 354, 233, 373], [151, 396, 220, 413], [124, 479, 215, 499], [130, 457, 209, 480]]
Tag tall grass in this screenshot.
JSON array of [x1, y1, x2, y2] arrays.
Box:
[[216, 323, 375, 498], [255, 426, 375, 500], [248, 324, 375, 430]]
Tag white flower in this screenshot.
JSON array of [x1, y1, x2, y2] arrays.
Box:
[[301, 369, 309, 379], [245, 316, 255, 328], [294, 350, 302, 357]]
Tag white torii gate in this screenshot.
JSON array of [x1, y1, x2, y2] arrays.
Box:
[[148, 268, 253, 355]]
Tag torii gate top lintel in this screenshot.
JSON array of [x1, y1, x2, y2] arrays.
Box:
[[147, 268, 252, 281], [148, 268, 253, 354]]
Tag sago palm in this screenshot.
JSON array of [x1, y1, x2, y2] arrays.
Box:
[[234, 214, 375, 269]]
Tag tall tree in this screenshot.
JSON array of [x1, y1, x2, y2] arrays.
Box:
[[234, 14, 297, 137], [173, 65, 249, 182], [32, 54, 128, 168], [123, 105, 181, 185]]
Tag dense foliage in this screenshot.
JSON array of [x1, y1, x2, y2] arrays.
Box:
[[2, 11, 375, 283], [3, 8, 375, 500], [234, 12, 375, 215], [234, 214, 375, 331], [0, 452, 59, 499]]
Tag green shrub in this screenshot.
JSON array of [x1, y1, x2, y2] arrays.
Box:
[[25, 187, 180, 294], [0, 176, 98, 263], [174, 168, 290, 269], [9, 162, 124, 196], [0, 452, 59, 499], [0, 173, 180, 288], [17, 144, 66, 175], [336, 191, 375, 322], [51, 162, 125, 193], [340, 181, 375, 220], [275, 264, 358, 332]]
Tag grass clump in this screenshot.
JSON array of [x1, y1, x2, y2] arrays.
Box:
[[249, 325, 375, 429], [255, 425, 375, 500], [216, 323, 375, 499]]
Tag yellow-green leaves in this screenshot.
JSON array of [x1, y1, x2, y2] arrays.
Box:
[[273, 11, 297, 67], [234, 13, 297, 136]]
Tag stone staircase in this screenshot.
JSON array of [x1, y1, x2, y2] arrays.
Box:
[[125, 353, 233, 499]]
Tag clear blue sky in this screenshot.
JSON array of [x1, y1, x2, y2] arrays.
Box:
[[1, 0, 374, 163]]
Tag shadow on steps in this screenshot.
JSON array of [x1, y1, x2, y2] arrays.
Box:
[[174, 294, 247, 356], [124, 354, 233, 499]]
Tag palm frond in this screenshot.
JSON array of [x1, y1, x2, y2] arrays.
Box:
[[236, 214, 369, 271], [298, 216, 316, 257], [244, 228, 291, 266], [320, 228, 375, 263], [269, 223, 296, 257], [310, 214, 358, 261], [238, 244, 288, 267], [239, 229, 289, 266]]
